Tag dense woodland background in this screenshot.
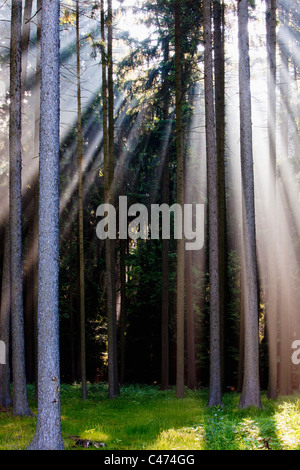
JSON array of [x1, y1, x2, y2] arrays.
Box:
[[0, 0, 300, 441]]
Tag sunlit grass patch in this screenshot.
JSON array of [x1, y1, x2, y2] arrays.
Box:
[[274, 400, 300, 450], [146, 425, 205, 450], [0, 413, 36, 450], [233, 418, 262, 450]]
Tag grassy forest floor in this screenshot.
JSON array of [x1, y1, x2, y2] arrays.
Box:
[[0, 384, 299, 450]]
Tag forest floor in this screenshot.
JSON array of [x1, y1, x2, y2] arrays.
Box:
[[0, 384, 299, 450]]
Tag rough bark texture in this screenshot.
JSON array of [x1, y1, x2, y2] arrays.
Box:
[[0, 225, 12, 407], [9, 0, 32, 417], [33, 0, 41, 400], [76, 0, 87, 401], [174, 1, 185, 399], [266, 0, 278, 400], [213, 0, 226, 391], [238, 0, 262, 409], [204, 0, 222, 407], [28, 0, 64, 449]]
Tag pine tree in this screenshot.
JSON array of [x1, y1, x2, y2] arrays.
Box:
[[266, 0, 278, 400], [238, 0, 262, 409], [204, 0, 222, 407], [174, 0, 185, 399], [28, 0, 64, 449], [107, 0, 120, 398], [9, 0, 32, 417]]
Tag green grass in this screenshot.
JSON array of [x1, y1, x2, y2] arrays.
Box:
[[0, 384, 300, 450]]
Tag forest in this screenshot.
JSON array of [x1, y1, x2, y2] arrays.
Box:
[[0, 0, 299, 452]]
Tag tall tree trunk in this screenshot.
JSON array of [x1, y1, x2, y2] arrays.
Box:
[[174, 0, 185, 399], [238, 0, 262, 409], [266, 0, 278, 400], [76, 0, 87, 401], [9, 0, 32, 417], [213, 0, 226, 391], [107, 0, 119, 398], [160, 36, 170, 391], [278, 4, 291, 396], [204, 0, 222, 407], [28, 0, 64, 449], [33, 0, 41, 399], [0, 224, 12, 407]]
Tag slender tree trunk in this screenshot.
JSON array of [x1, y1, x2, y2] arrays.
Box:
[[9, 0, 32, 417], [0, 224, 12, 407], [266, 0, 278, 400], [28, 0, 64, 449], [278, 4, 291, 396], [174, 1, 185, 399], [161, 36, 170, 391], [204, 0, 222, 407], [213, 0, 226, 391], [33, 0, 41, 399], [101, 0, 115, 393], [76, 0, 87, 401], [101, 0, 108, 205], [238, 0, 262, 409], [107, 0, 119, 398]]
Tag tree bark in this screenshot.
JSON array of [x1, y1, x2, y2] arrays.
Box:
[[213, 0, 226, 392], [107, 0, 120, 398], [175, 0, 185, 399], [9, 0, 32, 417], [204, 0, 222, 407], [28, 0, 64, 449], [33, 0, 41, 400], [266, 0, 278, 400], [238, 0, 262, 409]]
